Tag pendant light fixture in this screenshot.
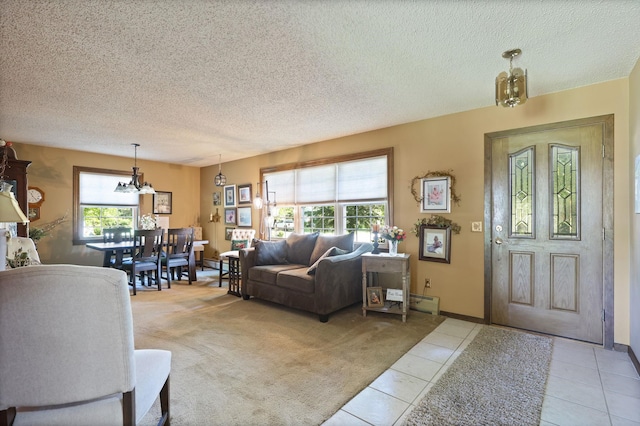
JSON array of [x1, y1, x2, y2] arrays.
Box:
[[495, 48, 528, 108], [214, 154, 226, 186], [114, 143, 156, 194]]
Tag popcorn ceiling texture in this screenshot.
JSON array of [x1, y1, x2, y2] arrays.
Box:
[[1, 0, 639, 166]]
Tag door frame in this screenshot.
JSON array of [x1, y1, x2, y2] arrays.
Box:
[[483, 115, 614, 349]]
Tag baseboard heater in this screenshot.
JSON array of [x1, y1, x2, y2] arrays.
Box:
[[409, 294, 440, 315]]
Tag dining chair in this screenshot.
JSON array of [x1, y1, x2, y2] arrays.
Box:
[[219, 229, 255, 287], [117, 228, 164, 295], [162, 227, 194, 286], [102, 226, 134, 268], [0, 264, 171, 426]]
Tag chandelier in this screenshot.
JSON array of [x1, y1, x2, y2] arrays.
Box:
[[114, 143, 156, 194], [495, 48, 528, 108], [214, 154, 226, 186]]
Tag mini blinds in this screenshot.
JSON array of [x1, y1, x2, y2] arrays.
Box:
[[264, 155, 388, 205], [80, 172, 139, 206]]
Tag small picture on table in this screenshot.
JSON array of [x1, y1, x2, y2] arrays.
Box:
[[367, 286, 384, 308]]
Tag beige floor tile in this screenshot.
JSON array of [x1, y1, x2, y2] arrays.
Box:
[[604, 391, 640, 423], [322, 409, 371, 426], [421, 331, 464, 350], [549, 357, 602, 387], [545, 374, 608, 412], [342, 387, 409, 426], [541, 395, 611, 426], [369, 369, 429, 403], [390, 353, 444, 382], [433, 322, 473, 339], [600, 371, 640, 398], [407, 341, 454, 363]]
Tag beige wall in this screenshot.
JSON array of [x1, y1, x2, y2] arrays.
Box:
[[629, 58, 640, 355], [13, 144, 201, 266], [202, 79, 632, 344]]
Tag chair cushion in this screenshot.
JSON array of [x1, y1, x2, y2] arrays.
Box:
[[309, 233, 355, 265], [285, 232, 319, 265], [254, 239, 288, 265], [306, 247, 349, 275]]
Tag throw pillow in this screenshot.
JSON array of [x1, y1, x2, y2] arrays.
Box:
[[231, 239, 250, 250], [306, 247, 349, 275], [254, 239, 288, 266], [309, 232, 354, 265], [285, 232, 319, 265]]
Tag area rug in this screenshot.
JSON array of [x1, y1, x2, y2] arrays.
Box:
[[133, 278, 445, 425], [405, 326, 552, 426]]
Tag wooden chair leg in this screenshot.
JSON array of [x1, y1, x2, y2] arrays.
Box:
[[122, 389, 135, 426], [1, 407, 16, 426]]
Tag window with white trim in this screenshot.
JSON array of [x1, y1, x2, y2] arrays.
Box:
[[262, 149, 392, 242], [73, 166, 139, 244]]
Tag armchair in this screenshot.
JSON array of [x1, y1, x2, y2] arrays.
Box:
[[0, 265, 171, 425], [218, 229, 255, 287]]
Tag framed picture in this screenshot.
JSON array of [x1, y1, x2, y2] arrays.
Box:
[[225, 227, 235, 241], [418, 225, 451, 263], [213, 191, 222, 206], [367, 286, 384, 308], [238, 184, 252, 205], [420, 176, 451, 213], [224, 184, 236, 208], [224, 208, 237, 225], [237, 206, 252, 227], [153, 191, 172, 214]]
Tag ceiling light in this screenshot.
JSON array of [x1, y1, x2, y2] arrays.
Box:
[[214, 154, 226, 187], [114, 143, 155, 194], [495, 48, 528, 108]]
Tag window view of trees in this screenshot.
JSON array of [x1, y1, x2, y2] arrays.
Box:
[[345, 203, 386, 242], [82, 206, 135, 237]]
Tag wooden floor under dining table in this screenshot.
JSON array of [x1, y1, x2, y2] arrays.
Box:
[[86, 239, 209, 282]]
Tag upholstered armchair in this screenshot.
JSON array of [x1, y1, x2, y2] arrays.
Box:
[[0, 265, 171, 425], [218, 229, 255, 286], [6, 236, 41, 268]]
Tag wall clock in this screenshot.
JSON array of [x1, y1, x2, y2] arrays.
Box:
[[28, 186, 45, 206]]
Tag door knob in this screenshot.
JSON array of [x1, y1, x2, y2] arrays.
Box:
[[494, 237, 504, 245]]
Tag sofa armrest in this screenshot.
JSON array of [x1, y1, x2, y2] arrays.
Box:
[[239, 247, 256, 296], [314, 243, 373, 313]]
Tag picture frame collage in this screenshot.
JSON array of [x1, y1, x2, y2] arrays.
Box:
[[418, 175, 453, 263], [221, 183, 253, 228]]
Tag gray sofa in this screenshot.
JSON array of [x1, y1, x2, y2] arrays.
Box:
[[239, 232, 373, 322]]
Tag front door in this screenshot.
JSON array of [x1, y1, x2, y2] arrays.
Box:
[[486, 115, 613, 345]]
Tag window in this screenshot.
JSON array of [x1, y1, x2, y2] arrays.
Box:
[[261, 148, 393, 242], [73, 166, 140, 244]]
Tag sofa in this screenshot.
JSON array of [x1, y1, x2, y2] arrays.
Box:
[[239, 232, 373, 322]]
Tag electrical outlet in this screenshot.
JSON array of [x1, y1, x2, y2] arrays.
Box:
[[425, 278, 431, 288]]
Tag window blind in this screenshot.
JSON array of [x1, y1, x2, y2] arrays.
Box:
[[80, 172, 139, 206]]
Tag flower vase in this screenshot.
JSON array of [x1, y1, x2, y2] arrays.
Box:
[[389, 240, 398, 256]]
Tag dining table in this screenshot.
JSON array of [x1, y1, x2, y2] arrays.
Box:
[[86, 239, 209, 282]]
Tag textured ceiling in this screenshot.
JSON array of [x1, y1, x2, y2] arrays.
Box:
[[1, 0, 640, 167]]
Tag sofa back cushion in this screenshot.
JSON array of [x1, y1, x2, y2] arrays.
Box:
[[254, 239, 288, 265], [309, 232, 355, 265], [307, 247, 349, 275], [285, 232, 319, 265]]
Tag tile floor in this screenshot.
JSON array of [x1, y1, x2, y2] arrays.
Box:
[[323, 318, 640, 426]]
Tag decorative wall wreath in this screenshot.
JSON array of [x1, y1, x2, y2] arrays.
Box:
[[410, 170, 461, 206], [411, 215, 462, 236]]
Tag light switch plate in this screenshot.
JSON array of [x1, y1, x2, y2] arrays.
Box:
[[471, 222, 482, 232]]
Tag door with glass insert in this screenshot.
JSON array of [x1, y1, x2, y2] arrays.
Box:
[[490, 119, 607, 344]]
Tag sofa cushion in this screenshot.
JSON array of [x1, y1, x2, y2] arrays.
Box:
[[309, 233, 355, 265], [285, 232, 319, 266], [254, 239, 288, 266], [248, 264, 303, 285], [277, 267, 316, 294], [306, 247, 349, 275]]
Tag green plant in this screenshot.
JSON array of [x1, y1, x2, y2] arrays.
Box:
[[411, 215, 461, 235]]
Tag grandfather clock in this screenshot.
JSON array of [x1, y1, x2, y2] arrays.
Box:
[[1, 144, 31, 237]]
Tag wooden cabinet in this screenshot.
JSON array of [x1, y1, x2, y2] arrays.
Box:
[[1, 144, 31, 237], [361, 253, 411, 322]]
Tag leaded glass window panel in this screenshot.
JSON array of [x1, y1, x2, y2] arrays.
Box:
[[551, 144, 580, 239], [509, 147, 535, 237]]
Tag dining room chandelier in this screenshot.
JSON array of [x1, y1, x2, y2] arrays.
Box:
[[495, 48, 528, 108], [214, 154, 226, 186], [114, 143, 156, 194]]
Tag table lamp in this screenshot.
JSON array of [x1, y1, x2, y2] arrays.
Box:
[[0, 181, 30, 271]]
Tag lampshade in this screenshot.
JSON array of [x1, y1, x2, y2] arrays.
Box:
[[495, 48, 528, 108], [0, 186, 29, 224]]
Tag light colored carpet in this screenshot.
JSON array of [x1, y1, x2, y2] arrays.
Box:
[[133, 273, 445, 425], [405, 326, 553, 426]]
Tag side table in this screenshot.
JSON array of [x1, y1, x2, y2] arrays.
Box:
[[361, 253, 411, 322], [227, 253, 241, 297]]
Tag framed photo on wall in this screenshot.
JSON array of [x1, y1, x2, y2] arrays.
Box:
[[224, 184, 236, 208], [418, 225, 451, 263], [153, 191, 172, 214], [225, 227, 235, 241], [238, 184, 252, 205], [237, 206, 252, 227], [213, 191, 222, 206], [420, 176, 451, 213], [224, 208, 237, 225]]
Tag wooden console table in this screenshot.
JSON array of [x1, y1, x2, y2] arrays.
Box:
[[361, 253, 411, 322]]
